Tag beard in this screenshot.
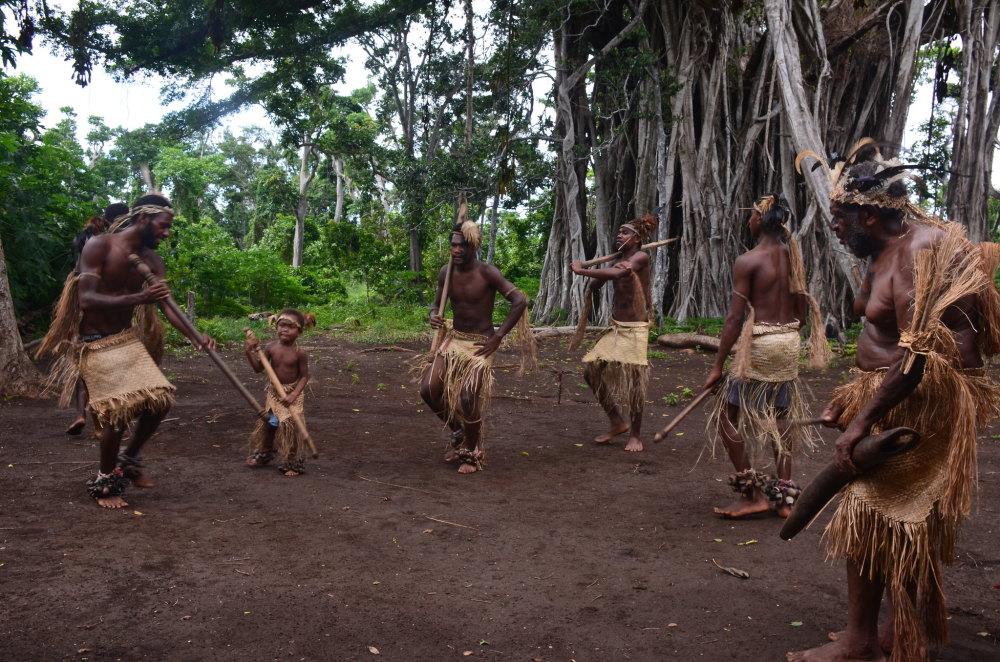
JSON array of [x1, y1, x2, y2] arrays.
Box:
[[139, 223, 159, 249], [843, 223, 877, 258]]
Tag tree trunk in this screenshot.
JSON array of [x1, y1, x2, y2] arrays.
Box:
[[293, 143, 315, 268], [945, 0, 1000, 241], [0, 236, 43, 397]]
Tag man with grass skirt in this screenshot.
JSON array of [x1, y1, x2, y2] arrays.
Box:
[[787, 143, 1000, 662], [417, 214, 535, 474], [569, 214, 658, 453], [68, 194, 214, 508], [702, 194, 829, 519]]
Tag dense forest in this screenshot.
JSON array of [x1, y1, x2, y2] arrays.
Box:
[[1, 0, 998, 395]]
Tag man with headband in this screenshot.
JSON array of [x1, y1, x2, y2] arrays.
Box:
[[787, 143, 1000, 661], [71, 193, 215, 508], [570, 214, 658, 452], [702, 194, 828, 519], [417, 207, 535, 474]]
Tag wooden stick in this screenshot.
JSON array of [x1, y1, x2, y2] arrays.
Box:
[[244, 327, 319, 459], [653, 387, 714, 442], [429, 259, 453, 354], [779, 427, 920, 540], [579, 237, 678, 268], [127, 254, 265, 417]]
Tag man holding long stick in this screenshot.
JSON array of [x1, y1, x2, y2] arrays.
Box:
[[569, 213, 658, 452], [701, 194, 828, 519], [72, 193, 215, 508], [418, 211, 534, 474]]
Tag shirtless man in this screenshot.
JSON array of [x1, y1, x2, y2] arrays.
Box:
[[419, 217, 529, 474], [570, 214, 657, 452], [703, 195, 822, 519], [77, 193, 214, 508], [787, 157, 999, 661]]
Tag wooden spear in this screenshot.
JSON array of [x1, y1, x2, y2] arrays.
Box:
[[430, 258, 453, 355], [579, 237, 679, 268], [652, 386, 715, 442], [127, 254, 265, 417], [243, 327, 319, 459]]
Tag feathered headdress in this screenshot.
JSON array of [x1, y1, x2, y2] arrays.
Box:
[[794, 138, 926, 212], [452, 220, 482, 252], [620, 213, 659, 241]]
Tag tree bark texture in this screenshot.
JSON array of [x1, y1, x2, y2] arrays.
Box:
[[534, 0, 997, 326], [0, 235, 43, 397]]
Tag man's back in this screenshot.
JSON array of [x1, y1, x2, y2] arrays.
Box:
[[738, 241, 800, 325]]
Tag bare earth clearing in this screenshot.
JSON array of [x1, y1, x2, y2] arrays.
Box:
[[1, 336, 998, 661]]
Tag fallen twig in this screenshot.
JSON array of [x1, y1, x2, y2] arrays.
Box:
[[361, 346, 417, 353], [423, 514, 477, 530], [356, 474, 436, 494]]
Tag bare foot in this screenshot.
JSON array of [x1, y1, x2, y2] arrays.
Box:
[[713, 494, 770, 518], [245, 457, 266, 467], [283, 470, 301, 477], [65, 418, 86, 435], [828, 630, 891, 654], [443, 449, 459, 462], [786, 637, 885, 661], [458, 462, 478, 474], [594, 423, 630, 444], [131, 474, 154, 489], [95, 496, 129, 509], [624, 435, 643, 452]]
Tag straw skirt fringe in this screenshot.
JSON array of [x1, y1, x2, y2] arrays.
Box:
[[413, 328, 495, 436], [706, 325, 816, 460], [583, 319, 650, 413], [823, 364, 998, 662], [78, 327, 175, 429], [249, 383, 307, 468]]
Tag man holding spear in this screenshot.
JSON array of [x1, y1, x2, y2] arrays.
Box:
[[417, 201, 534, 474], [569, 213, 659, 452], [71, 194, 215, 508], [701, 194, 828, 519]]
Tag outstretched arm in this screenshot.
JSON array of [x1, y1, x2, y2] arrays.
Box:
[[570, 259, 635, 281]]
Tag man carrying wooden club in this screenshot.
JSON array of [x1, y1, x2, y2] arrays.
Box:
[[569, 213, 658, 453], [418, 205, 535, 474], [787, 144, 1000, 662], [71, 193, 215, 508], [702, 194, 829, 519]]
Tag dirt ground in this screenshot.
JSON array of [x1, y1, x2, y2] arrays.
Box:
[[1, 335, 998, 662]]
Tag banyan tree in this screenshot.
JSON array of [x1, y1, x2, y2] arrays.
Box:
[[533, 0, 1000, 326]]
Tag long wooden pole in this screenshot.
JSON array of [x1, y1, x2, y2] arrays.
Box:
[[243, 327, 319, 459], [652, 386, 714, 442], [429, 258, 453, 355], [127, 254, 264, 417], [580, 237, 678, 268]]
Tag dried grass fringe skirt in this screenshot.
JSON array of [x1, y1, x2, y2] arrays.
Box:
[[823, 362, 998, 662]]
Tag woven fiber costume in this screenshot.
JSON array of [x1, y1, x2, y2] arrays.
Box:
[[583, 318, 650, 414], [796, 141, 1000, 662], [705, 195, 827, 507], [76, 326, 175, 428], [247, 383, 308, 475], [823, 224, 1000, 662]]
